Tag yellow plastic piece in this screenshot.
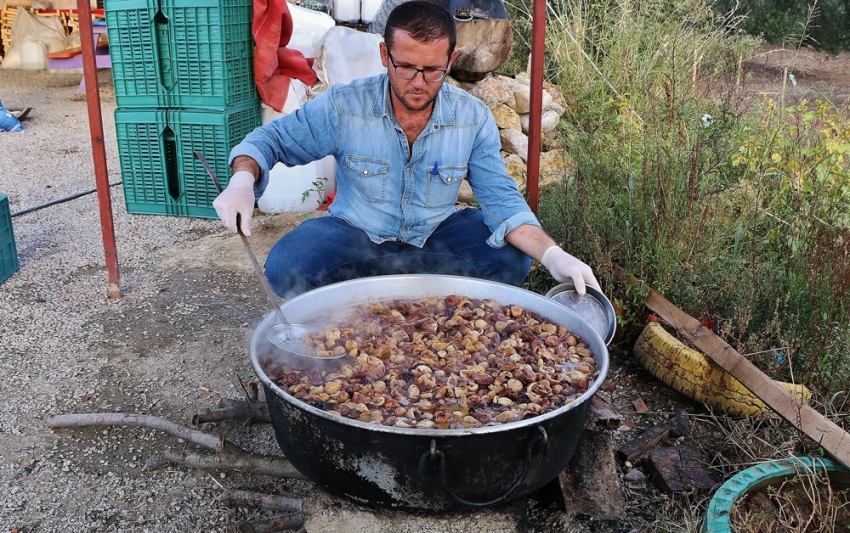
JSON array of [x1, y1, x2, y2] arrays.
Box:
[[633, 322, 810, 418]]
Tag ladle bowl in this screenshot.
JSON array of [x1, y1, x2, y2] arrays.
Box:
[[193, 150, 348, 364], [266, 323, 348, 362]]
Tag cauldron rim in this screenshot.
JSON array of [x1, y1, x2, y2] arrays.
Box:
[[250, 274, 609, 438]]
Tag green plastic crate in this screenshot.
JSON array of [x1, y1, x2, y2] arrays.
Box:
[[106, 0, 257, 108], [115, 103, 261, 218], [0, 194, 20, 285]]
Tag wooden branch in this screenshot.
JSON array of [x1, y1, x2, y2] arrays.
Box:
[[221, 489, 302, 512], [47, 413, 224, 452], [193, 398, 270, 425], [236, 513, 304, 533], [643, 287, 850, 470], [146, 450, 307, 480], [48, 412, 307, 480]]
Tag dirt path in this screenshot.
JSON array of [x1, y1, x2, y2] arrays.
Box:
[[0, 69, 540, 532], [2, 43, 847, 531], [742, 44, 850, 105]]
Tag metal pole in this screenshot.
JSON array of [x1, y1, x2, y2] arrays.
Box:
[[77, 0, 121, 299], [526, 0, 547, 214]]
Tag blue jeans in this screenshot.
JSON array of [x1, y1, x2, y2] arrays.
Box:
[[265, 208, 532, 298]]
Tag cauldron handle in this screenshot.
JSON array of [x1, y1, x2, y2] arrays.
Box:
[[418, 426, 548, 507]]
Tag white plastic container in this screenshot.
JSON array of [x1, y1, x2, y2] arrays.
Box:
[[360, 0, 381, 24], [257, 155, 336, 213], [288, 4, 335, 56], [258, 161, 321, 214], [317, 155, 336, 188], [20, 42, 48, 70], [332, 0, 360, 23]]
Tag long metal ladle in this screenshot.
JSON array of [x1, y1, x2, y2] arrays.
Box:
[[194, 151, 347, 362]]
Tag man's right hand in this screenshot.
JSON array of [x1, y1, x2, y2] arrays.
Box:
[[212, 170, 256, 236]]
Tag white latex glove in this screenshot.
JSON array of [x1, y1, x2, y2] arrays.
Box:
[[540, 245, 601, 296], [212, 171, 255, 236]]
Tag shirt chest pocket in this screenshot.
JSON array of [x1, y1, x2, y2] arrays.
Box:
[[426, 164, 467, 208], [345, 156, 389, 204]]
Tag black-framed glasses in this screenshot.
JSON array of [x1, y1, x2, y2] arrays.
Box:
[[386, 49, 450, 82]]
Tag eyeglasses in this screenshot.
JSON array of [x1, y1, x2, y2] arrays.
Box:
[[386, 49, 450, 82]]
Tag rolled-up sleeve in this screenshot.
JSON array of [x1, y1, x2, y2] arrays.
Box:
[[485, 210, 541, 248], [466, 110, 541, 248]]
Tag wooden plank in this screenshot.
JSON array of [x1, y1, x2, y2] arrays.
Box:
[[644, 287, 850, 470], [647, 446, 717, 492], [615, 421, 669, 463], [589, 396, 623, 429]]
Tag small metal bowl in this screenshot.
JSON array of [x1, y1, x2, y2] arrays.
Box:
[[544, 283, 616, 345]]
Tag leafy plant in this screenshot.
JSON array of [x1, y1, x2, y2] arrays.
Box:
[[301, 176, 329, 207], [509, 0, 850, 395], [715, 0, 850, 54], [727, 96, 850, 389]]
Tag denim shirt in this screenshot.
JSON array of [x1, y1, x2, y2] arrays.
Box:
[[229, 74, 540, 248]]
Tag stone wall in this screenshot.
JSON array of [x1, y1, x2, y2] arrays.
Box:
[[449, 72, 572, 202]]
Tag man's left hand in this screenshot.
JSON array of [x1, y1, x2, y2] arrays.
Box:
[[540, 246, 600, 296]]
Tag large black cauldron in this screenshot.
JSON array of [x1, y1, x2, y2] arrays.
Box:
[[250, 275, 609, 511]]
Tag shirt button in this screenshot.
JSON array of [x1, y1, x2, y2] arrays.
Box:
[[363, 170, 367, 175]]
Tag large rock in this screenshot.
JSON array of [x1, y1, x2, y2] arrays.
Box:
[[520, 109, 562, 134], [539, 149, 572, 187], [457, 179, 474, 204], [469, 76, 516, 110], [499, 128, 528, 162], [451, 19, 514, 82], [492, 104, 522, 131], [512, 83, 553, 115], [502, 152, 527, 190], [543, 84, 567, 112]]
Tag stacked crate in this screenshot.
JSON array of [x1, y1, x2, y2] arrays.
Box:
[[105, 0, 260, 218], [0, 194, 19, 285]]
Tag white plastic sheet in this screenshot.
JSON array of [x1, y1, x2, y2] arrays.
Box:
[[2, 9, 66, 69], [313, 26, 385, 89]]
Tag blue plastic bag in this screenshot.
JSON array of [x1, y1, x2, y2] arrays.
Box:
[[0, 99, 23, 132]]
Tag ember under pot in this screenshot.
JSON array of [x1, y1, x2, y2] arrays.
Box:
[[249, 274, 609, 510]]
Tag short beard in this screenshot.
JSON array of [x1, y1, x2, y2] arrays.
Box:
[[389, 76, 437, 112]]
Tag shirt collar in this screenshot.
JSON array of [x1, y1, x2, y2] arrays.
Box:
[[373, 74, 457, 128]]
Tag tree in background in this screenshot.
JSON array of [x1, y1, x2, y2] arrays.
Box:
[[717, 0, 850, 54]]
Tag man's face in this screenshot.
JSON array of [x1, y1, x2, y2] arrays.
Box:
[[381, 30, 456, 113]]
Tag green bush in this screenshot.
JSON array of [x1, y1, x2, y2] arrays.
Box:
[[715, 0, 850, 54], [507, 0, 850, 395]]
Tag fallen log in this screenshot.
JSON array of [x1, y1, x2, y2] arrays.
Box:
[[147, 450, 306, 480], [222, 489, 302, 512], [194, 398, 271, 425], [236, 514, 304, 533], [48, 413, 224, 451], [47, 412, 305, 479]]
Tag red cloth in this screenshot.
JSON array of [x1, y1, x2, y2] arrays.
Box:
[[317, 192, 336, 211], [253, 0, 319, 112]]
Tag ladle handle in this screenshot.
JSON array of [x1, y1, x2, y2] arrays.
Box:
[[194, 151, 290, 327]]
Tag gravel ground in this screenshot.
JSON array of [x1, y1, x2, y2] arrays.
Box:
[[0, 68, 742, 533], [0, 69, 544, 533]]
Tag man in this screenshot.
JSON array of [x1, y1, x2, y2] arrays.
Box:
[[213, 0, 599, 298]]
